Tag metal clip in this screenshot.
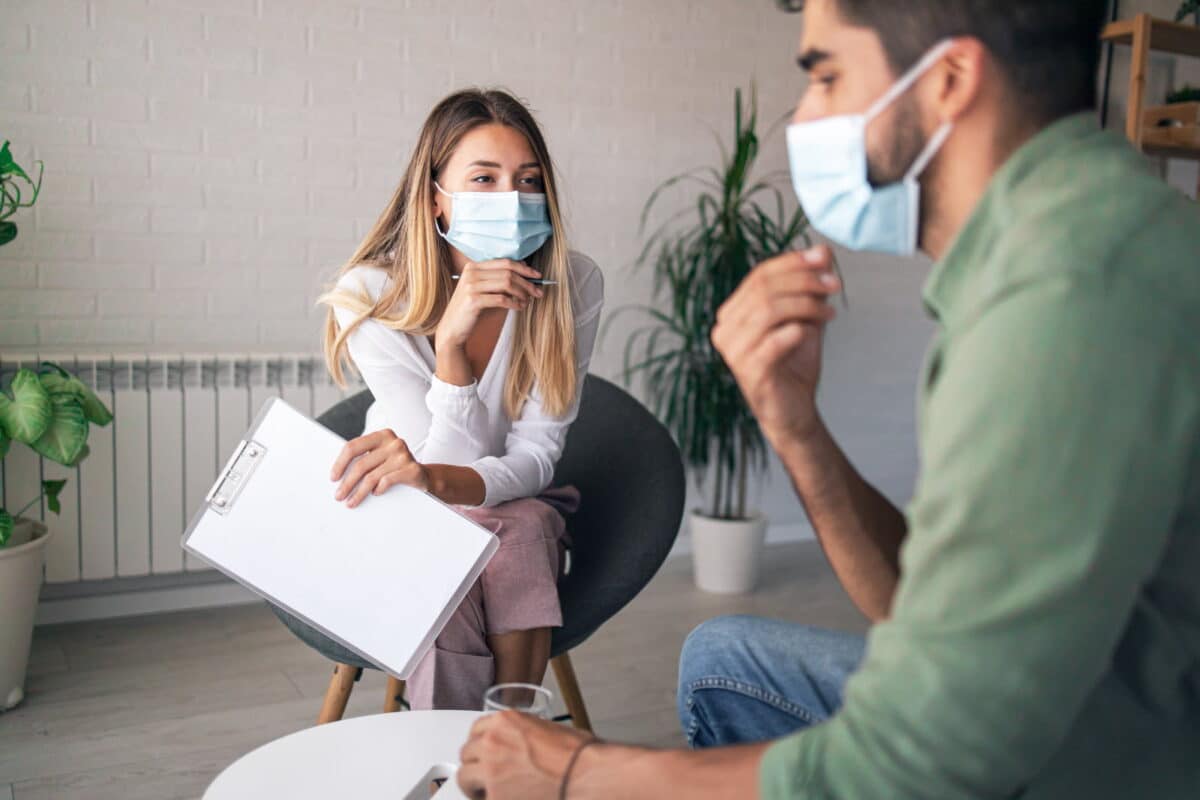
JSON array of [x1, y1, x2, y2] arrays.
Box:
[[206, 439, 266, 515]]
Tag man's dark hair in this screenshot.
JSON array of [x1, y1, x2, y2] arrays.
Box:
[[777, 0, 1109, 124]]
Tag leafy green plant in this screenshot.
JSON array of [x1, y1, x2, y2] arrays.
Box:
[[613, 87, 816, 521], [1167, 85, 1200, 104], [0, 363, 112, 546], [1178, 1, 1200, 23], [0, 140, 44, 247]]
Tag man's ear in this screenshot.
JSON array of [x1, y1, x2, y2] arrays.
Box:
[[931, 37, 987, 125]]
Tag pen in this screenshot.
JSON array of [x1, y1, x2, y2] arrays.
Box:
[[451, 275, 558, 285]]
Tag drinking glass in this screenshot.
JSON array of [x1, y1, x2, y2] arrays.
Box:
[[483, 682, 553, 719]]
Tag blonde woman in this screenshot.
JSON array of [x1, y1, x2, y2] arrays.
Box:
[[319, 89, 603, 710]]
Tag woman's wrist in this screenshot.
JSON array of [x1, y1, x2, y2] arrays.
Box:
[[424, 464, 486, 506], [434, 341, 473, 387]]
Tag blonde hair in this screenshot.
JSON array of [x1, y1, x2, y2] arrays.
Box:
[[319, 89, 577, 419]]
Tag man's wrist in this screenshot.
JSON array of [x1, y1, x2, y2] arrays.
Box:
[[561, 742, 630, 799], [763, 412, 827, 454]]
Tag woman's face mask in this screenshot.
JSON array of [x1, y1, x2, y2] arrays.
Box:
[[785, 40, 954, 257], [434, 182, 553, 264]]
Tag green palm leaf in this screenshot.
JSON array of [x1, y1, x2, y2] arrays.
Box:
[[616, 83, 811, 519], [0, 509, 11, 547]]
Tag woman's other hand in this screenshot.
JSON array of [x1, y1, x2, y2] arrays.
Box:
[[330, 429, 429, 507]]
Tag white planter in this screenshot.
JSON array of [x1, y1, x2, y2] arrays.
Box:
[[0, 518, 50, 712], [690, 511, 767, 594]]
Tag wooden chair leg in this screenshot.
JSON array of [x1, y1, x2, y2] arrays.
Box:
[[384, 676, 407, 712], [550, 652, 593, 733], [317, 663, 361, 725]]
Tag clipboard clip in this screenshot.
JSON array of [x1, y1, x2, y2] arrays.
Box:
[[206, 439, 266, 516]]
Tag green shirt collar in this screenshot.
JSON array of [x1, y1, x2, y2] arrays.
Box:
[[922, 112, 1101, 322]]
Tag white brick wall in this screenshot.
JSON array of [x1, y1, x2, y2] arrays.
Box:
[[0, 0, 803, 367]]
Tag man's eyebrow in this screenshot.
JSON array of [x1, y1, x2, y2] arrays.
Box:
[[467, 160, 542, 169], [797, 48, 832, 72]]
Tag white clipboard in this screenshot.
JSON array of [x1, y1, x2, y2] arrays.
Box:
[[182, 397, 499, 679]]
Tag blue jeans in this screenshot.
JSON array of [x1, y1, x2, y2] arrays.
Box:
[[677, 615, 866, 748]]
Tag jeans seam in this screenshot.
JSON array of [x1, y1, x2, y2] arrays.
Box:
[[687, 676, 818, 725], [683, 695, 702, 747]]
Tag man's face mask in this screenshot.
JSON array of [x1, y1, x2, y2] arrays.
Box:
[[786, 40, 954, 257]]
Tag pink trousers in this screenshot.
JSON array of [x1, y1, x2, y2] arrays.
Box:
[[404, 486, 580, 710]]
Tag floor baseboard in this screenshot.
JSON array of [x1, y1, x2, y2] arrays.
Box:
[[34, 523, 814, 626]]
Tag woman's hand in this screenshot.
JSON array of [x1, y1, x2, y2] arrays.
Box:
[[456, 711, 597, 800], [438, 259, 545, 350], [330, 429, 429, 508]]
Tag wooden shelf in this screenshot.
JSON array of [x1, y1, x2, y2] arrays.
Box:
[[1102, 15, 1200, 58], [1143, 128, 1200, 161]]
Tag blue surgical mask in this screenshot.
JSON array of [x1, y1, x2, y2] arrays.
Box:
[[434, 182, 553, 263], [786, 41, 954, 257]]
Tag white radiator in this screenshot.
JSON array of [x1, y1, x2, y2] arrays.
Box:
[[0, 354, 364, 586]]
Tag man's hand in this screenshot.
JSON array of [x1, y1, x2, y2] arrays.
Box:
[[712, 245, 841, 444], [456, 711, 594, 800]]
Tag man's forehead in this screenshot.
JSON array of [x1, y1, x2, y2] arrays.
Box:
[[796, 0, 846, 61], [796, 2, 889, 70]]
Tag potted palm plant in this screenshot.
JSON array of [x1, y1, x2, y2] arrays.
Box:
[[616, 88, 816, 594], [0, 141, 113, 711]]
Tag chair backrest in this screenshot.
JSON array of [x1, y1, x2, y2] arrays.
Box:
[[315, 375, 685, 655]]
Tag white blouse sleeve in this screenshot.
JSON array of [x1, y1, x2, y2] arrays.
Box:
[[332, 267, 492, 464], [470, 253, 606, 507]]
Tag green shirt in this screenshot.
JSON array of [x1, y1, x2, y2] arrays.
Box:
[[761, 114, 1200, 798]]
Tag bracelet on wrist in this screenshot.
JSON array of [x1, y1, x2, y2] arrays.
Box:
[[559, 738, 601, 800]]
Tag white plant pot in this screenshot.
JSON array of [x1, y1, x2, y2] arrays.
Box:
[[690, 511, 767, 595], [0, 518, 50, 712]]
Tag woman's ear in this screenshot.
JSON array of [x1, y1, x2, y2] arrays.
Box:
[[431, 182, 444, 221]]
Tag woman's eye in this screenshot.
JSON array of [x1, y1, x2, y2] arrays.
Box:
[[471, 175, 493, 183], [519, 176, 543, 187]]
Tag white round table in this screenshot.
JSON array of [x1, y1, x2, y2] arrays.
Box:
[[204, 710, 482, 800]]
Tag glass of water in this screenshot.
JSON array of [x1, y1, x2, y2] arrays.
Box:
[[483, 682, 553, 719]]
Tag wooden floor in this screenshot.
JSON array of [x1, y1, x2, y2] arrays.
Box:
[[0, 541, 866, 799]]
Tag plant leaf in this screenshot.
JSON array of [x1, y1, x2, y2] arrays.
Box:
[[0, 425, 8, 458], [39, 367, 113, 426], [2, 368, 52, 443], [0, 508, 11, 547], [0, 220, 15, 246], [29, 393, 88, 466], [41, 479, 67, 515], [66, 443, 91, 468]]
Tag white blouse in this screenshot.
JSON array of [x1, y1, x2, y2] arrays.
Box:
[[332, 252, 605, 508]]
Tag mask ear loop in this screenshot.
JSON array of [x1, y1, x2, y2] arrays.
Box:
[[863, 39, 956, 123], [906, 122, 953, 182], [433, 181, 453, 238]]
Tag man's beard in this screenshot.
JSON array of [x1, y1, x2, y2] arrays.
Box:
[[866, 93, 927, 188]]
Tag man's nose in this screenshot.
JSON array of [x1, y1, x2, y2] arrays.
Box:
[[792, 91, 822, 125]]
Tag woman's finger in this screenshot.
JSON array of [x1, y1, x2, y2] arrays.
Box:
[[470, 292, 528, 312], [471, 271, 541, 301], [346, 461, 393, 508], [371, 464, 423, 496], [335, 447, 389, 501], [330, 430, 393, 480], [474, 258, 544, 281]]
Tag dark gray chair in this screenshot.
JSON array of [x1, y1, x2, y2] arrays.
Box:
[[269, 374, 686, 729]]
